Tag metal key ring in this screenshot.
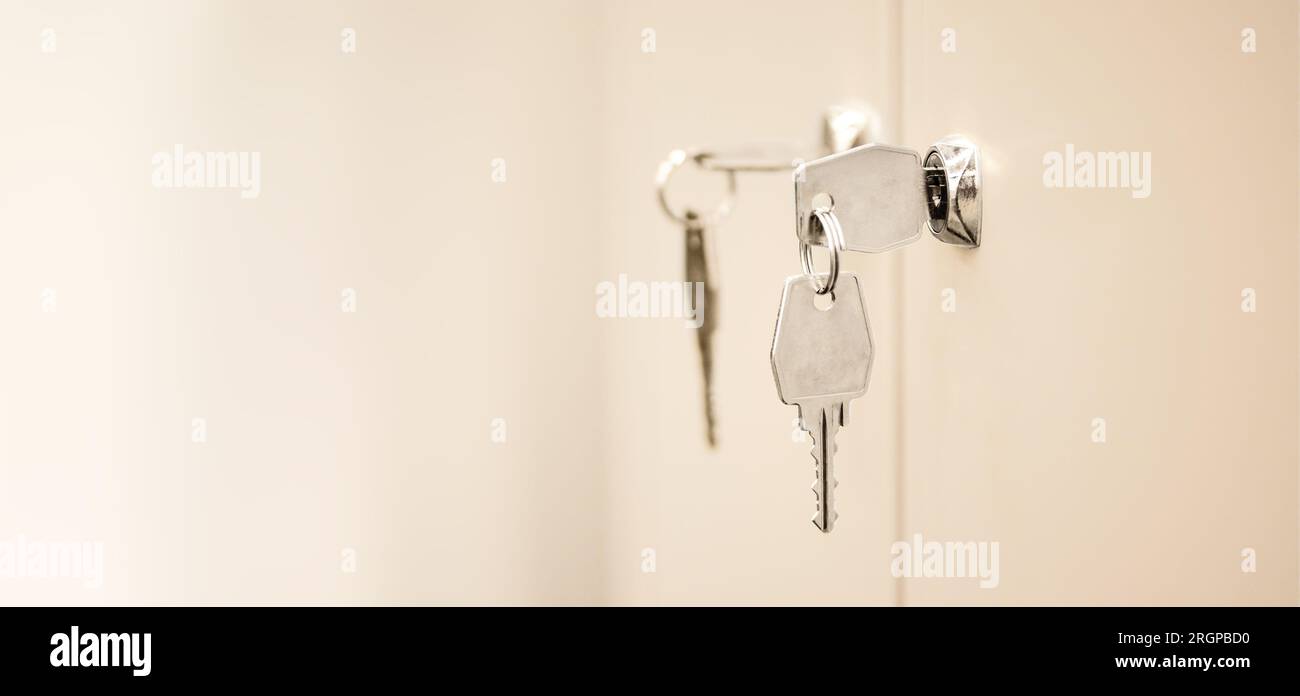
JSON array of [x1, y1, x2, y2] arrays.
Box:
[[800, 208, 845, 295], [656, 148, 738, 228]]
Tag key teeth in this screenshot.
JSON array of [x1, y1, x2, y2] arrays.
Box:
[[806, 437, 838, 488], [809, 445, 837, 533], [801, 404, 840, 533], [809, 476, 840, 493], [810, 509, 839, 532]]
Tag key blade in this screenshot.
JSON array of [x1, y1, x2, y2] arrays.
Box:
[[794, 144, 925, 253], [806, 402, 841, 532], [684, 216, 718, 447]]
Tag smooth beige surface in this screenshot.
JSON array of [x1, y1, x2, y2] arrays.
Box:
[[0, 0, 606, 604], [0, 1, 1295, 605], [898, 0, 1298, 604]]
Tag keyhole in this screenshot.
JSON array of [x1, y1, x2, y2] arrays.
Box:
[[811, 191, 834, 211]]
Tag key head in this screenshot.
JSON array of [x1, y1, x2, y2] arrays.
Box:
[[770, 273, 874, 418], [794, 144, 925, 253]]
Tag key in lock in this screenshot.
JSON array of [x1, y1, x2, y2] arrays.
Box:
[[793, 144, 927, 253]]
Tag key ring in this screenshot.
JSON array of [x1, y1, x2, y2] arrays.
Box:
[[656, 148, 739, 228], [799, 207, 845, 295]]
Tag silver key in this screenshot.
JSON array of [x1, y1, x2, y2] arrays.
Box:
[[683, 210, 718, 447], [770, 272, 874, 532], [794, 144, 926, 253]]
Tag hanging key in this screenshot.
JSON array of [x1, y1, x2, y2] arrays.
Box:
[[770, 270, 874, 532], [656, 149, 735, 448], [682, 209, 719, 447], [766, 135, 979, 532], [793, 144, 927, 253]]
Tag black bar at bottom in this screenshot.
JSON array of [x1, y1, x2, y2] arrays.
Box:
[[0, 606, 1290, 685]]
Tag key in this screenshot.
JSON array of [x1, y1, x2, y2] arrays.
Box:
[[770, 272, 874, 532], [683, 209, 719, 447], [794, 144, 926, 253]]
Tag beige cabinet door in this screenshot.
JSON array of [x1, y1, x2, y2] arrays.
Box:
[[896, 0, 1297, 604]]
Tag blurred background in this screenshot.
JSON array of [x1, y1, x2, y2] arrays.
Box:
[[0, 0, 1295, 605]]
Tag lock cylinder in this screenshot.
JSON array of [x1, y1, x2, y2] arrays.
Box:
[[923, 136, 982, 248]]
